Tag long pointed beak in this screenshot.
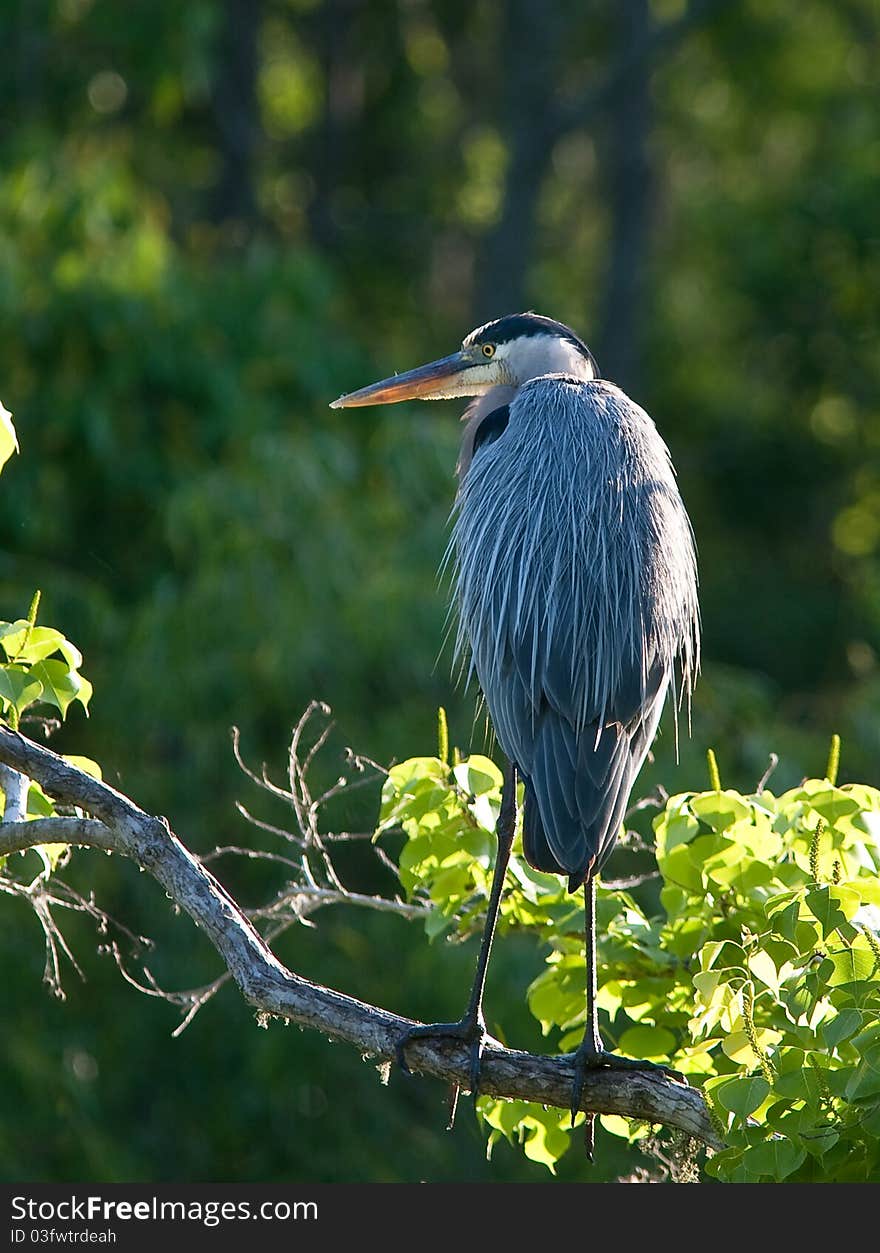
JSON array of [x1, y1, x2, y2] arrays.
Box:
[[329, 351, 477, 408]]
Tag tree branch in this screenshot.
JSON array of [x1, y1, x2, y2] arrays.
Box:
[[0, 724, 722, 1151], [0, 761, 28, 821]]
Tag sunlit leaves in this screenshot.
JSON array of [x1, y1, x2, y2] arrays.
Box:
[[478, 1098, 575, 1173], [0, 401, 17, 471], [381, 753, 570, 941], [386, 752, 880, 1180], [617, 1024, 676, 1061], [0, 613, 92, 723], [0, 667, 44, 718], [707, 1073, 771, 1119], [661, 778, 880, 1180]]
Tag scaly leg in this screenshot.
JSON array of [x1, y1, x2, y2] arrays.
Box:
[[396, 759, 518, 1097], [570, 875, 684, 1158]]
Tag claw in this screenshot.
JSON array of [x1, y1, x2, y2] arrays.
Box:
[[567, 1044, 688, 1151], [395, 1035, 415, 1077], [394, 1015, 490, 1098]]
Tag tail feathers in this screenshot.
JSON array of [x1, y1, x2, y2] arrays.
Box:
[[522, 717, 632, 889], [522, 777, 592, 885], [521, 770, 628, 892], [519, 714, 643, 893]]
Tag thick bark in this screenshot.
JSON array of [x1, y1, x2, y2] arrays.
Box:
[[0, 724, 722, 1149]]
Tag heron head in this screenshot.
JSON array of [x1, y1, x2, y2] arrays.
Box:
[[329, 312, 598, 409]]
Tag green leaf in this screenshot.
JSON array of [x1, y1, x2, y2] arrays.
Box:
[[711, 1074, 771, 1119], [807, 787, 862, 825], [741, 1137, 807, 1181], [478, 1100, 572, 1172], [805, 886, 861, 937], [747, 949, 779, 993], [63, 755, 103, 781], [0, 401, 18, 471], [845, 1049, 880, 1102], [659, 841, 704, 892], [0, 624, 82, 667], [26, 780, 56, 818], [664, 914, 709, 958], [768, 898, 801, 942], [0, 664, 43, 715], [617, 1025, 676, 1061], [477, 1097, 529, 1138], [453, 756, 502, 797], [825, 943, 878, 988], [721, 1026, 781, 1064], [700, 939, 746, 973], [689, 790, 753, 831], [653, 804, 701, 854], [822, 1008, 864, 1049], [27, 659, 92, 715], [521, 1113, 571, 1170], [527, 963, 585, 1035]]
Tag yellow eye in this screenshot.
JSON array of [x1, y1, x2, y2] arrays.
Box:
[[482, 343, 496, 358]]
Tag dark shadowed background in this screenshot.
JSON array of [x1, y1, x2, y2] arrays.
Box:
[[1, 0, 878, 1182]]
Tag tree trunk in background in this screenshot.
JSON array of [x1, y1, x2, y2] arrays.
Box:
[[473, 126, 553, 322], [472, 0, 565, 322], [595, 0, 655, 395], [209, 0, 263, 231], [13, 0, 45, 124], [306, 0, 365, 254]]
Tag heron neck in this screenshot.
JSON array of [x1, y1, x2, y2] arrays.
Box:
[[457, 385, 519, 477]]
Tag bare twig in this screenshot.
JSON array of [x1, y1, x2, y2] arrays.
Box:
[[203, 843, 302, 871], [230, 726, 295, 805], [602, 871, 661, 890], [249, 885, 433, 924], [756, 754, 779, 794], [625, 786, 669, 820]]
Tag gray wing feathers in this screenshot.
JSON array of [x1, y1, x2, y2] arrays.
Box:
[[452, 377, 699, 890]]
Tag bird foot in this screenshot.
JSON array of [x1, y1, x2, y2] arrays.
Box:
[[395, 1012, 499, 1098], [568, 1039, 687, 1158]]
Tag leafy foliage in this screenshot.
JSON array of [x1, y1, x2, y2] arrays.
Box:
[[381, 742, 880, 1181], [0, 595, 92, 731]]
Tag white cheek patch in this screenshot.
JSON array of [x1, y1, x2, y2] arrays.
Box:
[[495, 335, 595, 383]]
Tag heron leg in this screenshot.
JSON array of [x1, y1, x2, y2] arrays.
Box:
[[395, 759, 518, 1100], [569, 875, 685, 1157]]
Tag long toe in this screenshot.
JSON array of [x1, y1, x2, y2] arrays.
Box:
[[394, 1016, 491, 1092], [568, 1043, 687, 1127], [591, 1052, 687, 1084]]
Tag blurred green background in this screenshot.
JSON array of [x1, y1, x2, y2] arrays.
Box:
[[1, 0, 879, 1182]]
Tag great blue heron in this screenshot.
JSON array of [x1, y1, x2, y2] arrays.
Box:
[[331, 312, 699, 1132]]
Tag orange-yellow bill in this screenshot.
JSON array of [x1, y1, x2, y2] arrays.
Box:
[[329, 351, 476, 408]]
